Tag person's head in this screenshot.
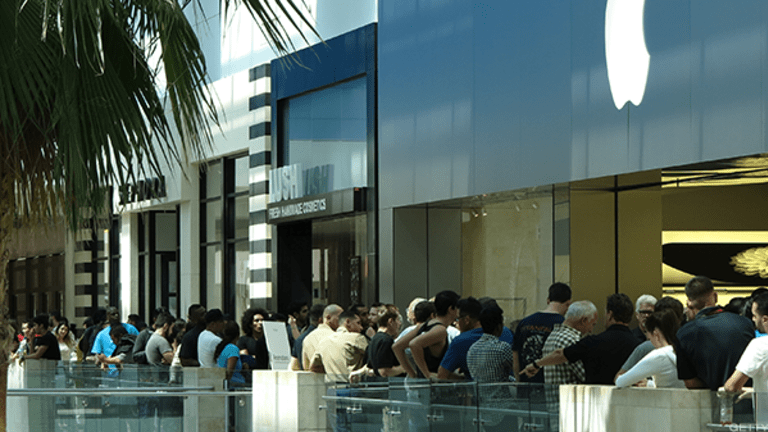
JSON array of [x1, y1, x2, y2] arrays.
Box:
[[745, 288, 768, 320], [434, 290, 460, 319], [724, 297, 748, 315], [307, 304, 326, 327], [92, 308, 107, 326], [751, 293, 768, 334], [24, 319, 35, 338], [214, 320, 241, 360], [241, 308, 268, 337], [339, 310, 363, 333], [55, 323, 71, 342], [653, 297, 684, 324], [378, 304, 402, 335], [204, 309, 226, 333], [368, 302, 385, 327], [643, 309, 680, 349], [154, 312, 175, 336], [547, 283, 572, 315], [413, 301, 436, 324], [323, 304, 344, 330], [188, 304, 206, 325], [456, 297, 482, 332], [32, 314, 50, 334], [351, 304, 370, 328], [222, 320, 241, 345], [127, 314, 141, 327], [634, 294, 657, 331], [407, 297, 427, 325], [479, 305, 505, 336], [109, 325, 128, 346], [20, 321, 29, 337], [685, 276, 716, 312], [49, 311, 63, 328], [605, 293, 633, 325], [564, 300, 598, 334], [106, 307, 121, 326], [169, 319, 186, 346], [287, 302, 310, 328]]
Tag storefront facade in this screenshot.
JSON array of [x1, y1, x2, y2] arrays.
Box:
[[269, 24, 378, 313], [377, 1, 768, 321]]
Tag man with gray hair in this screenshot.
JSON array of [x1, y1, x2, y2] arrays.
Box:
[[632, 294, 657, 342], [301, 304, 343, 370], [541, 300, 598, 386]]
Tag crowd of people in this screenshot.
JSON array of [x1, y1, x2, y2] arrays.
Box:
[[10, 275, 768, 416]]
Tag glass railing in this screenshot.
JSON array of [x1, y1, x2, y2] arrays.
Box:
[[707, 390, 768, 431], [7, 359, 252, 432], [320, 377, 560, 432]]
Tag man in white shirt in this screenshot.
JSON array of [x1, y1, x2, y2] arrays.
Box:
[[197, 309, 225, 367], [724, 292, 768, 423]]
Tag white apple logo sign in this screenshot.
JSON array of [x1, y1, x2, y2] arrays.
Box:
[[605, 0, 650, 110]]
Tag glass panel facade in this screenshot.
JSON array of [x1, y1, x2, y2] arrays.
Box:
[[283, 77, 368, 193], [201, 154, 249, 315], [461, 187, 566, 320]]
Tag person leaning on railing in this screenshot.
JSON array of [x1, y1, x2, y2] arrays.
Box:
[[615, 309, 684, 388]]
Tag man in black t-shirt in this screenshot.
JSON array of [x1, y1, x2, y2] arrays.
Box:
[[27, 314, 61, 361], [179, 304, 206, 367], [367, 305, 405, 377]]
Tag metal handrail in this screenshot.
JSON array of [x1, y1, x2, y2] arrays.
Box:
[[8, 386, 214, 393]]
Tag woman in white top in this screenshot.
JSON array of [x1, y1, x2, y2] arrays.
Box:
[[56, 322, 79, 362], [616, 309, 685, 388]]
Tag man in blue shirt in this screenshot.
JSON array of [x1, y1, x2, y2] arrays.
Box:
[[91, 307, 139, 361], [438, 297, 513, 380]]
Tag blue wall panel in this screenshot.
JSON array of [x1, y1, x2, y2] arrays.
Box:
[[379, 0, 768, 210]]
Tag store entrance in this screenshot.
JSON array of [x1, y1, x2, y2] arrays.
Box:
[[277, 214, 369, 313]]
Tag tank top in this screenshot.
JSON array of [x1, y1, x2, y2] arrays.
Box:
[[416, 321, 448, 377]]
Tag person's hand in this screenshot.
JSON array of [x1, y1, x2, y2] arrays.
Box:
[[521, 363, 539, 378]]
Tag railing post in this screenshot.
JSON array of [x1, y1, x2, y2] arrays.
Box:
[[183, 367, 226, 432]]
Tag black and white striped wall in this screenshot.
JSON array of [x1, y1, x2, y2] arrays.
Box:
[[248, 64, 272, 304]]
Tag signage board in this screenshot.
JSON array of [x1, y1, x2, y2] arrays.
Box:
[[262, 321, 292, 370], [267, 187, 366, 224]]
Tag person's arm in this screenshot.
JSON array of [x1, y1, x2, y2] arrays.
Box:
[[409, 325, 447, 379], [437, 366, 464, 381], [393, 328, 419, 378], [288, 317, 301, 340], [99, 354, 124, 365], [724, 370, 750, 393], [161, 349, 174, 365], [26, 343, 49, 360], [615, 351, 662, 388], [521, 348, 567, 378], [288, 356, 301, 371], [379, 365, 406, 377], [308, 353, 325, 374], [224, 356, 237, 381], [180, 357, 200, 367], [684, 377, 706, 389]]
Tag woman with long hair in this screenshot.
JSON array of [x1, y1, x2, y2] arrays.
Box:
[[615, 309, 684, 388], [56, 321, 78, 362], [215, 320, 246, 385]]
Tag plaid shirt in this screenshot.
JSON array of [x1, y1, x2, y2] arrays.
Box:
[[467, 333, 515, 383], [541, 323, 585, 385]]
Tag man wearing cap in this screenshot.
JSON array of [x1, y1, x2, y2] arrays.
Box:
[[198, 309, 225, 368]]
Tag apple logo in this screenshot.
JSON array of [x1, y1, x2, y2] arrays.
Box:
[[605, 0, 650, 110]]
